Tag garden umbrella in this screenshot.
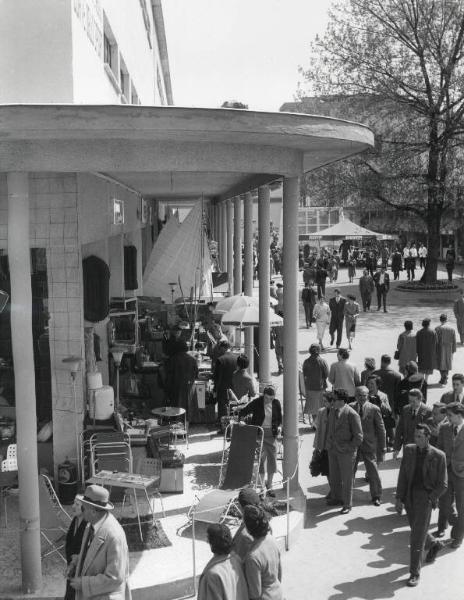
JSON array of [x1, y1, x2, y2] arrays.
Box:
[[221, 304, 283, 327]]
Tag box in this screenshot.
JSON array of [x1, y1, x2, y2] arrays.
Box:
[[160, 467, 184, 493]]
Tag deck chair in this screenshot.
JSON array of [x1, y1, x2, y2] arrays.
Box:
[[38, 474, 71, 563], [188, 423, 264, 524]]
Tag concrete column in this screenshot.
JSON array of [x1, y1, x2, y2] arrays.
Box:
[[220, 202, 227, 272], [233, 196, 242, 295], [258, 185, 271, 388], [243, 192, 254, 373], [226, 200, 234, 292], [282, 176, 300, 490], [7, 172, 42, 592]]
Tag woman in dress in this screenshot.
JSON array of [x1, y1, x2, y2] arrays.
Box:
[[243, 505, 283, 600], [313, 296, 331, 351], [396, 320, 417, 375], [343, 294, 360, 350]]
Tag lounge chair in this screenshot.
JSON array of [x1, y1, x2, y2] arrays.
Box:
[[38, 474, 71, 563], [188, 423, 264, 525]]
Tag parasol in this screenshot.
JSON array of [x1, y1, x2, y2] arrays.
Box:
[[215, 292, 276, 314], [221, 304, 283, 327]]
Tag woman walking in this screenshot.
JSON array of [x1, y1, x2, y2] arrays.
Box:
[[396, 320, 417, 376], [313, 296, 331, 351], [344, 294, 360, 349]]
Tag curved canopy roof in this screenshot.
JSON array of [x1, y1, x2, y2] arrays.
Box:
[[0, 104, 374, 200]]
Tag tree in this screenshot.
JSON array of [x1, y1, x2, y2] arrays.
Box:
[[299, 0, 464, 282]]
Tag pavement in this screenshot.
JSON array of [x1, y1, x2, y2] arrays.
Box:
[[1, 264, 464, 599]]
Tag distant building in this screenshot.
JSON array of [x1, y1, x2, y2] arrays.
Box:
[[0, 0, 173, 105]]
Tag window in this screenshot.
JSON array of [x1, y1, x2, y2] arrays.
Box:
[[104, 34, 113, 69]]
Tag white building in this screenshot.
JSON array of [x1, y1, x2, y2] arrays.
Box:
[[0, 0, 173, 105]]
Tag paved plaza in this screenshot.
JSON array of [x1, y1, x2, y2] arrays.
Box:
[[281, 265, 464, 600]]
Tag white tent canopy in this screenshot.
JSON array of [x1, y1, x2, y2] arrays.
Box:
[[143, 202, 212, 303], [308, 218, 391, 240]]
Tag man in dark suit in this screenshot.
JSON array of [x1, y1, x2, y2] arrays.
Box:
[[213, 341, 239, 425], [393, 388, 433, 457], [301, 281, 317, 328], [453, 289, 464, 344], [438, 402, 464, 549], [350, 386, 386, 505], [440, 373, 464, 405], [328, 289, 346, 348], [373, 267, 390, 312], [326, 388, 363, 514], [373, 354, 401, 408], [395, 424, 447, 587]]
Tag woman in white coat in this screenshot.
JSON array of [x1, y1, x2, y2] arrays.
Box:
[[313, 296, 331, 351]]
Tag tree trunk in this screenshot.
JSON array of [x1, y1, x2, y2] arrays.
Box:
[[422, 208, 441, 283]]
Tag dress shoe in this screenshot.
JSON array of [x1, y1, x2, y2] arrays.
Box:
[[340, 506, 351, 515], [450, 538, 462, 549], [372, 498, 381, 507], [425, 541, 444, 563], [406, 575, 419, 587], [433, 529, 445, 538], [326, 498, 343, 506], [377, 307, 381, 311], [383, 309, 388, 313]]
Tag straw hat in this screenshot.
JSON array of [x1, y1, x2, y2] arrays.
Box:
[[76, 484, 114, 510]]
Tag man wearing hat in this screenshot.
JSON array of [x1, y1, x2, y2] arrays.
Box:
[[69, 485, 131, 600], [438, 402, 464, 549]]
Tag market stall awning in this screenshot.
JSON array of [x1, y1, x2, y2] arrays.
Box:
[[307, 218, 388, 240]]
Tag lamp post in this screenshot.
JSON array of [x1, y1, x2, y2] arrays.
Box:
[[110, 347, 125, 411], [62, 356, 83, 482]]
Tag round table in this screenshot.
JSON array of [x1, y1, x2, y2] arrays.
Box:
[[151, 407, 188, 448]]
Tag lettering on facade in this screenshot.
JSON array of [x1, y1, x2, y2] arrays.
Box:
[[73, 0, 103, 59]]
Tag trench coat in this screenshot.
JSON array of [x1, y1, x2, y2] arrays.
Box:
[[416, 327, 437, 373], [435, 323, 457, 371]]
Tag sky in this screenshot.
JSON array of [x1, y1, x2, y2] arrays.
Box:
[[162, 0, 331, 112]]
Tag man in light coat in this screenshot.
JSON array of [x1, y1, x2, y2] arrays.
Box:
[[435, 313, 457, 385], [326, 388, 363, 514], [70, 485, 131, 600], [453, 289, 464, 344], [350, 386, 386, 506], [328, 348, 361, 402]]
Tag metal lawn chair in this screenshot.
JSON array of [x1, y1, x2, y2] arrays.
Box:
[[123, 457, 165, 518], [38, 474, 71, 563], [188, 423, 264, 525]]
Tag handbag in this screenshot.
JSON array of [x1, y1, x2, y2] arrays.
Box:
[[393, 350, 400, 360], [309, 449, 329, 477]]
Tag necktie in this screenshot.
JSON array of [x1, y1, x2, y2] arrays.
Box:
[[412, 411, 416, 420], [454, 425, 458, 437], [359, 404, 363, 418]]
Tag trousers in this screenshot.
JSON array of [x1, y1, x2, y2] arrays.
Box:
[[329, 319, 344, 347], [354, 449, 382, 499], [405, 487, 434, 577], [328, 449, 356, 508], [376, 286, 388, 310]]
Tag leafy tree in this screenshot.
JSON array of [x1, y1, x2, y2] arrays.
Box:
[[299, 0, 464, 282]]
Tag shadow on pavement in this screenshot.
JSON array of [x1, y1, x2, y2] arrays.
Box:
[[328, 566, 409, 600]]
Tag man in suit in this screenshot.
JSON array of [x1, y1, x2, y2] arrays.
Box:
[[350, 386, 386, 506], [373, 354, 401, 409], [70, 485, 130, 600], [393, 388, 433, 457], [213, 341, 239, 425], [373, 266, 390, 312], [453, 289, 464, 344], [328, 289, 346, 348], [435, 313, 457, 385], [328, 348, 361, 402], [438, 402, 464, 549], [301, 281, 317, 328], [440, 373, 464, 405], [359, 269, 375, 312], [395, 424, 447, 587], [326, 388, 363, 514]]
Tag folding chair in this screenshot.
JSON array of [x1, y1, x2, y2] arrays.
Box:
[[123, 457, 165, 518], [38, 474, 71, 563], [188, 423, 264, 525]]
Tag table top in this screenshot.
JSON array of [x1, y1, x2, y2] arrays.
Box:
[[151, 407, 186, 418], [87, 470, 158, 489]]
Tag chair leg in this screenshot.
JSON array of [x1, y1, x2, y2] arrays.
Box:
[[155, 492, 166, 519]]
